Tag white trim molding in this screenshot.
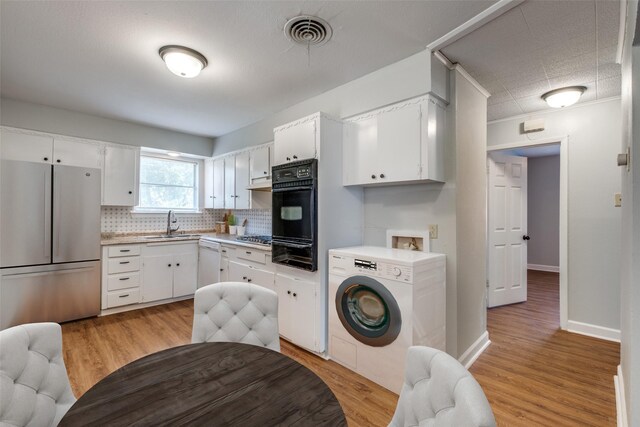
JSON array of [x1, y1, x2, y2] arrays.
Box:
[[427, 0, 525, 51], [458, 331, 491, 369], [567, 320, 621, 342], [453, 65, 491, 98], [527, 264, 560, 273], [615, 365, 629, 427]]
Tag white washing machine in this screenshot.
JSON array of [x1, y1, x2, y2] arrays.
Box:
[[328, 246, 446, 394]]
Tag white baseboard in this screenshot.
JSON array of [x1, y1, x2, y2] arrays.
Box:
[[458, 331, 491, 369], [527, 264, 560, 273], [615, 365, 628, 427], [566, 320, 621, 342]]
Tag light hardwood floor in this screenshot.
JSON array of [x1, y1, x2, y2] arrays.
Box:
[[61, 270, 619, 426]]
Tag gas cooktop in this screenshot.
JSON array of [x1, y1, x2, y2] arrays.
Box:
[[236, 235, 272, 245]]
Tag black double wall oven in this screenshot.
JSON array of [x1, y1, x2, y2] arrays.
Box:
[[271, 159, 318, 271]]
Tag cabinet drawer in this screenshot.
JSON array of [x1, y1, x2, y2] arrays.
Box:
[[237, 249, 267, 265], [107, 256, 140, 274], [107, 288, 140, 308], [108, 245, 141, 257], [220, 245, 236, 258], [107, 272, 141, 291]]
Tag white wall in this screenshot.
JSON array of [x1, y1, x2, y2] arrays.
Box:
[[0, 98, 215, 157], [488, 99, 622, 332], [528, 155, 560, 268], [213, 50, 448, 155], [619, 1, 639, 423]]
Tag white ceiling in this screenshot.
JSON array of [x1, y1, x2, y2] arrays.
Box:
[[0, 0, 496, 137], [441, 0, 621, 121]]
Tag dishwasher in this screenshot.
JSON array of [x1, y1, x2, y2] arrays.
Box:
[[198, 238, 221, 288]]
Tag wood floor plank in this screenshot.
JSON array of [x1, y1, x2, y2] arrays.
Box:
[[61, 270, 619, 426]]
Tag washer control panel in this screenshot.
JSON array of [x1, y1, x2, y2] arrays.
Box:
[[351, 258, 413, 282]]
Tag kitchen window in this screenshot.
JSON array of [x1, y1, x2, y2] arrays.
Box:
[[138, 155, 198, 211]]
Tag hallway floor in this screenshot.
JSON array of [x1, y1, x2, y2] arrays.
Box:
[[471, 270, 620, 426]]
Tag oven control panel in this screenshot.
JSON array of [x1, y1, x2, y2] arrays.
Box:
[[296, 166, 311, 178]]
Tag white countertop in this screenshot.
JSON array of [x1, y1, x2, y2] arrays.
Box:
[[101, 232, 271, 251]]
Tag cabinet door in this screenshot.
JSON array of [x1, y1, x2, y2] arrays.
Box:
[[275, 274, 294, 340], [213, 158, 225, 209], [173, 252, 198, 297], [204, 159, 214, 209], [219, 257, 229, 282], [377, 104, 422, 183], [234, 151, 250, 209], [53, 139, 103, 169], [224, 156, 236, 208], [228, 260, 251, 283], [274, 119, 316, 165], [343, 118, 378, 186], [142, 254, 174, 302], [103, 145, 137, 206], [289, 278, 317, 351], [0, 130, 53, 163], [246, 267, 275, 293], [250, 145, 270, 180]]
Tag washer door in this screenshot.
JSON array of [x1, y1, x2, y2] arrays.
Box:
[[335, 275, 402, 347]]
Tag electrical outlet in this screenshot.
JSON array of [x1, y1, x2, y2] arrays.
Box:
[[428, 224, 438, 239], [615, 193, 622, 207]]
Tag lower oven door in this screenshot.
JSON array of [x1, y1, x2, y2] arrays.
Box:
[[272, 239, 317, 272]]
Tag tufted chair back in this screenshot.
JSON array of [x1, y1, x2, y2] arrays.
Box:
[[389, 346, 496, 427], [0, 323, 76, 427], [192, 282, 280, 351]]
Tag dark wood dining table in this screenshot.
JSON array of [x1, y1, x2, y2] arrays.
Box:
[[60, 342, 347, 426]]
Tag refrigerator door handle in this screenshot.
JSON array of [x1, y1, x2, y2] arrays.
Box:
[[53, 167, 61, 259]]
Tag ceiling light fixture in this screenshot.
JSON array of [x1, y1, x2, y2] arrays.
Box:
[[159, 45, 208, 78], [541, 86, 586, 108]]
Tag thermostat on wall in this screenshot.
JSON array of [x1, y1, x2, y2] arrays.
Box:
[[523, 118, 545, 133]]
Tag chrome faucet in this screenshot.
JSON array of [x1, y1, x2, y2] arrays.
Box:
[[167, 210, 180, 235]]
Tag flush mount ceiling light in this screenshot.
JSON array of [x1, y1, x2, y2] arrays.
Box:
[[541, 86, 586, 108], [159, 45, 208, 78]]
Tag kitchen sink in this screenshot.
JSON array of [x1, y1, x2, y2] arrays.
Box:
[[144, 234, 201, 239]]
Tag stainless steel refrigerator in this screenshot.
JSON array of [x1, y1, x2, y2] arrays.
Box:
[[1, 159, 101, 329]]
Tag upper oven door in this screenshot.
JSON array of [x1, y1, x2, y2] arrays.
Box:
[[272, 188, 314, 240]]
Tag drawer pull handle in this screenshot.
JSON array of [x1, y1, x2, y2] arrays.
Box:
[[119, 261, 130, 265], [119, 277, 130, 281], [119, 294, 130, 298], [120, 249, 130, 253], [246, 251, 251, 255], [247, 279, 252, 282], [220, 268, 224, 271]]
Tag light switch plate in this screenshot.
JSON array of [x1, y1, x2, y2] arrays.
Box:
[[615, 193, 622, 207], [428, 224, 438, 239]]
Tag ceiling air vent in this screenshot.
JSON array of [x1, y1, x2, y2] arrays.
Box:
[[284, 15, 332, 47]]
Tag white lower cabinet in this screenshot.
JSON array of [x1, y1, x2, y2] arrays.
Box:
[[228, 260, 275, 292], [102, 244, 143, 309], [275, 273, 317, 352], [141, 243, 198, 303]]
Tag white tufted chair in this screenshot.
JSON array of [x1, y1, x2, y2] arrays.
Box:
[[389, 346, 496, 427], [0, 323, 76, 427], [192, 282, 280, 351]]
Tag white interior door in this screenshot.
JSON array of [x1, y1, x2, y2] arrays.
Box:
[[488, 153, 528, 308]]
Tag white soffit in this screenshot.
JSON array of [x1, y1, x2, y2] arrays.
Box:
[[440, 0, 621, 121], [0, 1, 496, 137]]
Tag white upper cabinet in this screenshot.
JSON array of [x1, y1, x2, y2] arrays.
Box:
[[234, 151, 250, 209], [1, 129, 102, 168], [204, 158, 214, 209], [273, 115, 317, 165], [103, 144, 138, 206], [0, 130, 53, 163], [213, 158, 225, 209], [343, 95, 445, 186], [224, 156, 236, 208], [53, 139, 102, 168], [250, 145, 270, 180]]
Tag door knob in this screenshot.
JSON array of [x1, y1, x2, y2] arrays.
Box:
[[380, 173, 385, 178], [523, 235, 530, 240], [371, 174, 377, 179], [293, 155, 298, 159], [286, 157, 291, 161]]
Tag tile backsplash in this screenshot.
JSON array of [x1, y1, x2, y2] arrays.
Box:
[[101, 207, 272, 235]]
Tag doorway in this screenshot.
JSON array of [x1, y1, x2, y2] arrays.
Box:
[[486, 137, 568, 328]]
